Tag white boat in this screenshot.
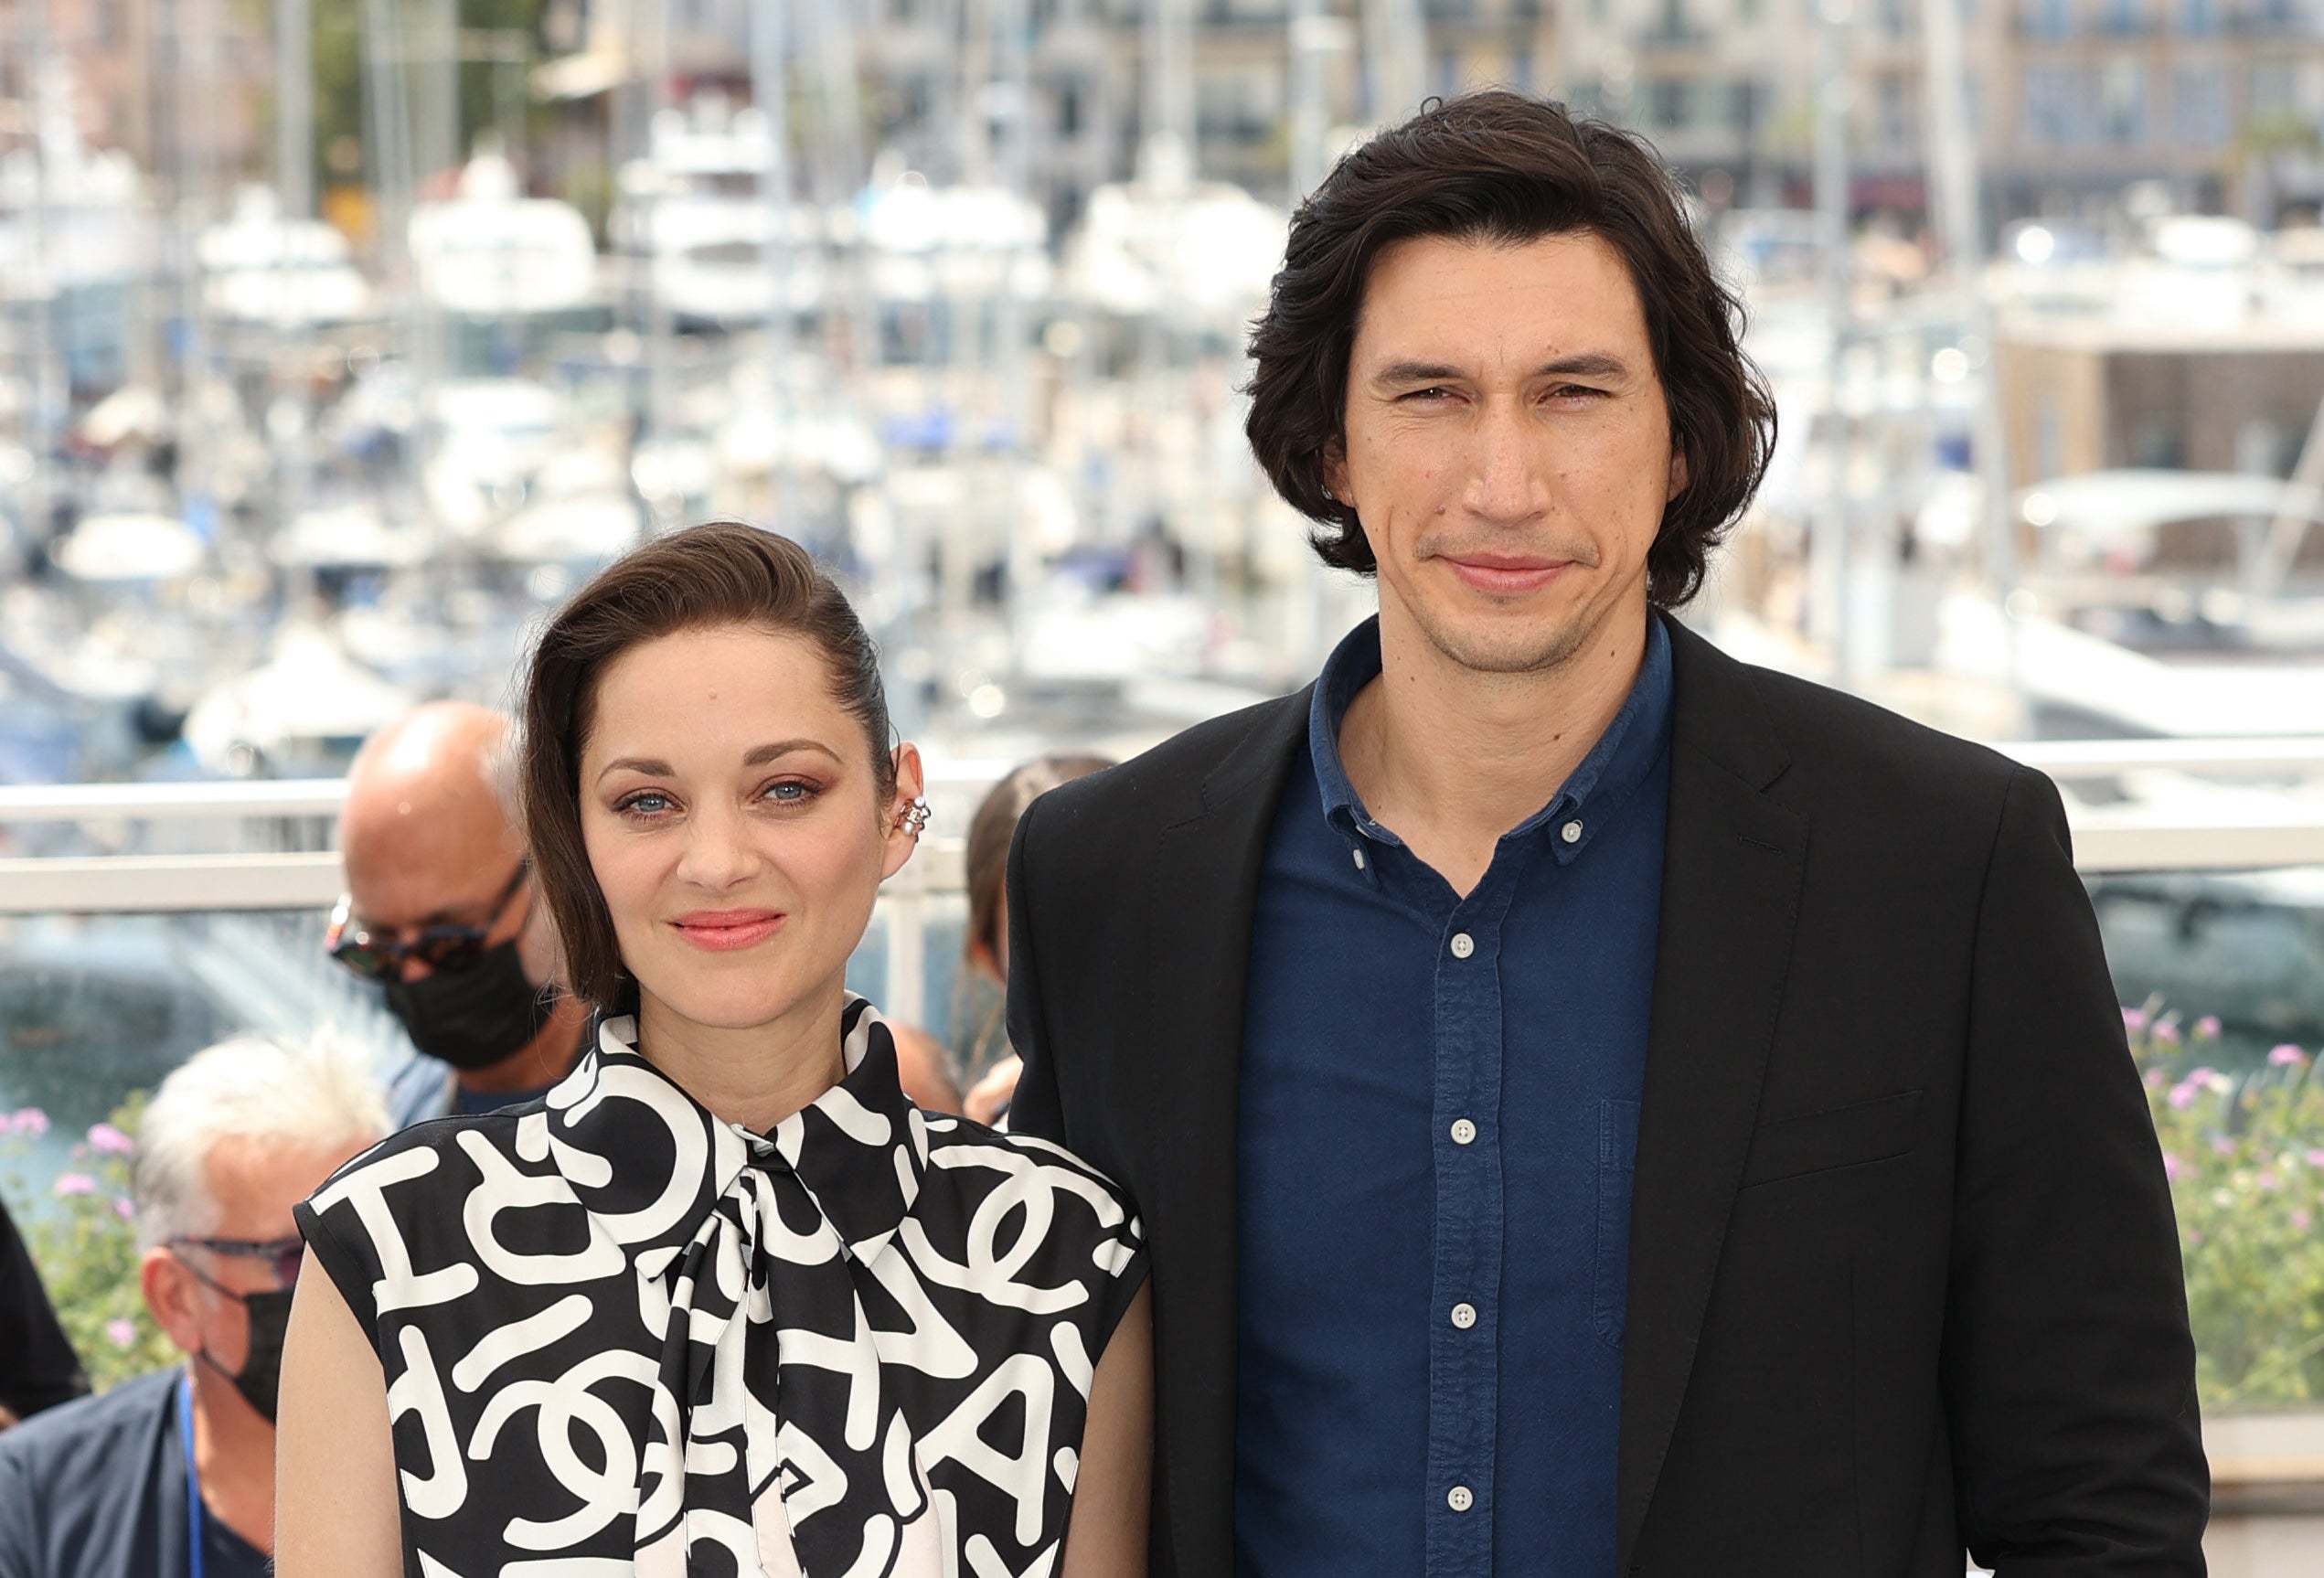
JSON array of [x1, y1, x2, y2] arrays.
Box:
[[619, 102, 827, 325], [1063, 177, 1286, 329], [179, 625, 412, 778], [52, 513, 204, 582], [408, 151, 595, 318], [198, 186, 374, 327]]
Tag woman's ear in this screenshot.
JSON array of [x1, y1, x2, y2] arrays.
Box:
[[880, 742, 928, 881]]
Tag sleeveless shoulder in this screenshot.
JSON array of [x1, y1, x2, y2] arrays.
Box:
[[908, 1108, 1148, 1357], [293, 1103, 569, 1343]]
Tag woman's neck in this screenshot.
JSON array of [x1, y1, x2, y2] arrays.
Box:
[[634, 981, 849, 1133]]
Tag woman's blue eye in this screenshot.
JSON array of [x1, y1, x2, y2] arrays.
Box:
[[762, 781, 810, 803], [620, 792, 672, 815]]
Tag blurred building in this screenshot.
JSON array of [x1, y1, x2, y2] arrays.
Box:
[[46, 0, 274, 195]]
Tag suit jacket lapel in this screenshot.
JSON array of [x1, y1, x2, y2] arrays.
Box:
[[1138, 688, 1310, 1578], [1616, 621, 1810, 1573]]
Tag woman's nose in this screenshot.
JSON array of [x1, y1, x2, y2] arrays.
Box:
[[676, 804, 757, 890]]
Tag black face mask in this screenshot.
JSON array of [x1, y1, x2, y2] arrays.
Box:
[[195, 1286, 292, 1424], [381, 937, 554, 1072]]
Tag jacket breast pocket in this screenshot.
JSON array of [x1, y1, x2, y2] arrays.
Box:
[[1739, 1091, 1923, 1189], [1594, 1097, 1640, 1350]]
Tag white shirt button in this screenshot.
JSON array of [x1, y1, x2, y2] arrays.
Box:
[[1450, 932, 1475, 959], [1352, 847, 1367, 871], [1451, 1302, 1476, 1329], [1447, 1485, 1475, 1512], [1562, 819, 1583, 844], [1450, 1118, 1476, 1146]]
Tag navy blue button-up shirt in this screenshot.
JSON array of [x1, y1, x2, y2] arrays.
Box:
[[1233, 613, 1673, 1577]]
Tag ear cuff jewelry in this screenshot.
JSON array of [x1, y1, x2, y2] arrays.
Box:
[[899, 797, 933, 837]]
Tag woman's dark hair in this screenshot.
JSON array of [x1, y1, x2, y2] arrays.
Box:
[[1244, 90, 1776, 608], [518, 520, 893, 1010], [963, 753, 1114, 971]]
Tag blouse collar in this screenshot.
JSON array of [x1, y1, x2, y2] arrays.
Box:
[[540, 993, 929, 1269]]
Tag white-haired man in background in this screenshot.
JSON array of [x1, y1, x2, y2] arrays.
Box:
[[0, 1034, 381, 1578]]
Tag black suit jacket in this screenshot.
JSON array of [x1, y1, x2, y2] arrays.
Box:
[[1006, 617, 2207, 1577]]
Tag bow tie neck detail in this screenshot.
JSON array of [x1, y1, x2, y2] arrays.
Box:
[[543, 996, 944, 1577]]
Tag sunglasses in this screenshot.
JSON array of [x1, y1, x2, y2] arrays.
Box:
[[327, 862, 528, 982], [168, 1234, 306, 1289]]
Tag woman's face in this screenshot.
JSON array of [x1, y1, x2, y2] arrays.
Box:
[[579, 624, 922, 1034]]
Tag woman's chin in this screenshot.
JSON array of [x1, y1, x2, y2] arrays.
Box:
[[638, 978, 817, 1037]]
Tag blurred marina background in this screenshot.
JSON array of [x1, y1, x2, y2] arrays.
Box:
[[0, 3, 2322, 1558]]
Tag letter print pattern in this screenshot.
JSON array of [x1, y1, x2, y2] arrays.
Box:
[[295, 996, 1146, 1578]]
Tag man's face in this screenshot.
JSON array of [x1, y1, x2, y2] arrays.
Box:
[[144, 1135, 366, 1412], [1327, 230, 1685, 676], [342, 791, 531, 985]]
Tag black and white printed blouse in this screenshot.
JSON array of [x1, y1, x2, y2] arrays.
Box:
[[294, 996, 1147, 1578]]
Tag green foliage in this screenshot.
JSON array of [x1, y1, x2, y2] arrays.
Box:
[[1, 1094, 180, 1392], [311, 0, 549, 183], [2134, 1008, 2324, 1404]]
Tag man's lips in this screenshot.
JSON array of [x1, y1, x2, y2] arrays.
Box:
[[1438, 552, 1575, 593], [668, 909, 785, 951]]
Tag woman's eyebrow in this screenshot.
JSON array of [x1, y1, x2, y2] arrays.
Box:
[[596, 756, 671, 784], [741, 739, 845, 768], [593, 740, 845, 784]]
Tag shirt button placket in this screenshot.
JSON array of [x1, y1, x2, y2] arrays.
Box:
[[1449, 932, 1475, 959], [1447, 1485, 1476, 1513], [1450, 1302, 1476, 1329]]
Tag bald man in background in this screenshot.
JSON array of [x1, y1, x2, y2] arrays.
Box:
[[337, 701, 962, 1128], [334, 702, 592, 1128]]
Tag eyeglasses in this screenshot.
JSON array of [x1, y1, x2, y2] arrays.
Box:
[[326, 862, 528, 982], [167, 1235, 305, 1290]]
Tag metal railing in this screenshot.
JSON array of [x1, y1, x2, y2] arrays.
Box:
[[2, 741, 2322, 1021]]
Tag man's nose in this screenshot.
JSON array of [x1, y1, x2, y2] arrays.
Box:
[[1462, 400, 1546, 524]]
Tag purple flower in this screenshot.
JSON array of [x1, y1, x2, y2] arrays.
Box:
[[105, 1318, 135, 1349], [2214, 1135, 2239, 1156], [2155, 1020, 2183, 1045], [2308, 1148, 2324, 1169], [2297, 1210, 2315, 1232], [85, 1123, 133, 1155], [2272, 1044, 2308, 1067], [2124, 1007, 2150, 1033], [112, 1196, 134, 1221], [2144, 1067, 2168, 1090], [52, 1172, 95, 1197], [2169, 1080, 2201, 1110], [2163, 1152, 2184, 1181], [2261, 1170, 2283, 1190], [8, 1107, 48, 1137], [2195, 1015, 2223, 1040]]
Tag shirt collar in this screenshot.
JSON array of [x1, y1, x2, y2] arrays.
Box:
[[544, 992, 928, 1269], [1307, 611, 1675, 863]]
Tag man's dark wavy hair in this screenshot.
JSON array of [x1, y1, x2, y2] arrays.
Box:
[[1244, 91, 1776, 608]]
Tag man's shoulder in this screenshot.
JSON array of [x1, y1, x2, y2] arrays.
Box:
[[1695, 637, 2025, 811], [0, 1367, 174, 1480], [381, 1050, 453, 1131], [1033, 688, 1310, 839]]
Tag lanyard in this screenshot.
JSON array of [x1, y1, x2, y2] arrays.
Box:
[[176, 1370, 206, 1578]]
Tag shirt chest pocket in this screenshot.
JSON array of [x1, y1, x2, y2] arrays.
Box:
[[1594, 1097, 1641, 1350]]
